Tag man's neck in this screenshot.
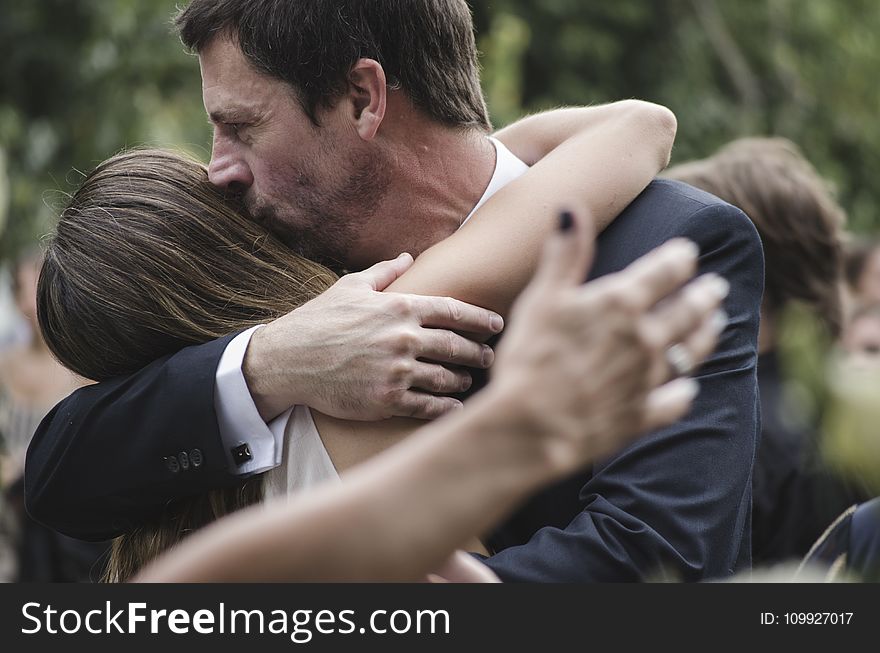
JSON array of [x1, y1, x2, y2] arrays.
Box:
[[350, 111, 496, 268]]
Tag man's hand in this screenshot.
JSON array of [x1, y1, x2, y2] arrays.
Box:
[[244, 253, 504, 422], [489, 211, 729, 475]]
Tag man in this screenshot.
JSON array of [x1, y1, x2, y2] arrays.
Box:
[[27, 0, 763, 581]]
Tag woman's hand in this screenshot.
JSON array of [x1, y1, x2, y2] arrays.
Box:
[[426, 551, 500, 583], [489, 211, 728, 475]]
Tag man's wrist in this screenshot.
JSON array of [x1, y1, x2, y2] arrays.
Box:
[[215, 326, 286, 475], [242, 321, 301, 422]]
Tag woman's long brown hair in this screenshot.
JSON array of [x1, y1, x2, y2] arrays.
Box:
[[38, 148, 338, 581], [39, 148, 336, 382]]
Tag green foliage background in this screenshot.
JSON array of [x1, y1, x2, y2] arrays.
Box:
[[1, 0, 879, 260]]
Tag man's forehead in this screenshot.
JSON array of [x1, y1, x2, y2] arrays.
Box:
[[199, 36, 293, 116], [202, 80, 265, 122], [200, 36, 259, 91]]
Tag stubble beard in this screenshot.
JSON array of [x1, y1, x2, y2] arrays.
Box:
[[247, 148, 392, 272]]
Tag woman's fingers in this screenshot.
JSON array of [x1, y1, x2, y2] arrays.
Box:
[[529, 210, 596, 290], [677, 309, 729, 373], [639, 273, 730, 384], [641, 377, 701, 432], [427, 551, 501, 583], [584, 238, 700, 313]]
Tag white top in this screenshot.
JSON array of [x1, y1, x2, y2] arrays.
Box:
[[462, 137, 529, 226], [213, 136, 529, 481], [262, 405, 338, 499]]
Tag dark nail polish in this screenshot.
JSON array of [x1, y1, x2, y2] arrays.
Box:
[[558, 210, 575, 233]]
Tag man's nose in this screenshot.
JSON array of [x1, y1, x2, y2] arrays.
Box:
[[207, 140, 254, 191]]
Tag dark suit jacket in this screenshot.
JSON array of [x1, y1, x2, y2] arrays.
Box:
[[482, 179, 763, 581], [26, 179, 763, 582]]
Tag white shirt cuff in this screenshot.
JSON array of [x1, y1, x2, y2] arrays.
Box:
[[214, 325, 290, 476]]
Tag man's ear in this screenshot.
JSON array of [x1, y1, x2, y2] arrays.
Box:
[[347, 59, 387, 142]]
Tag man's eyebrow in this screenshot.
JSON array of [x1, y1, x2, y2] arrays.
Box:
[[208, 108, 250, 124]]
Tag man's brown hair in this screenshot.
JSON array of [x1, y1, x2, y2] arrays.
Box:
[[666, 137, 846, 336], [175, 0, 491, 130]]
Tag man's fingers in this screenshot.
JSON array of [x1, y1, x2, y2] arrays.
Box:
[[417, 330, 494, 369], [414, 295, 504, 336], [407, 362, 474, 395], [530, 210, 596, 290], [641, 378, 700, 432], [394, 393, 463, 420], [355, 252, 415, 291], [595, 239, 699, 312]]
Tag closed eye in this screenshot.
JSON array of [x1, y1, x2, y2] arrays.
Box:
[[213, 121, 249, 141], [207, 112, 251, 134]]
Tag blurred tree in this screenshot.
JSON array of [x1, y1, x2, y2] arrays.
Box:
[[476, 0, 880, 233], [1, 0, 878, 260], [0, 0, 208, 260]]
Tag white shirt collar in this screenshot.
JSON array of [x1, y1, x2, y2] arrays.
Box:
[[460, 137, 530, 228]]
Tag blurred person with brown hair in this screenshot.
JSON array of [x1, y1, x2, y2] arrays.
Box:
[[0, 248, 107, 581], [666, 137, 871, 566]]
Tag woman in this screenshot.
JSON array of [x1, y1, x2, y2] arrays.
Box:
[[39, 102, 718, 580]]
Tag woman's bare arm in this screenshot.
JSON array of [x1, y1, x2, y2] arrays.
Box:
[[387, 101, 677, 316]]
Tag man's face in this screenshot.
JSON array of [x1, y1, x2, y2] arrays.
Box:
[[199, 36, 389, 268]]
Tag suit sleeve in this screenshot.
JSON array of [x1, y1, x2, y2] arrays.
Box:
[[25, 334, 243, 541], [483, 202, 764, 581]]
